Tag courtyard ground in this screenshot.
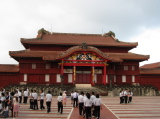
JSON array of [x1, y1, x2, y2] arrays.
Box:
[[6, 96, 160, 119]]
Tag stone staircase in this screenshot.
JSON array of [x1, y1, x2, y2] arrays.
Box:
[[68, 85, 107, 96]]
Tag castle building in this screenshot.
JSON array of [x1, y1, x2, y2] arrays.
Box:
[[0, 29, 152, 88]]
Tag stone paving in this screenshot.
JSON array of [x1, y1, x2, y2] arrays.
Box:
[[104, 96, 160, 119], [5, 96, 160, 119]]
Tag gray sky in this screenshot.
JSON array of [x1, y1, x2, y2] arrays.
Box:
[[1, 0, 160, 66]]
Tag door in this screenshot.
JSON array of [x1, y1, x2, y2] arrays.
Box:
[[76, 73, 90, 84]]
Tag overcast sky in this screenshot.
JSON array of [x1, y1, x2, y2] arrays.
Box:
[[1, 0, 160, 66]]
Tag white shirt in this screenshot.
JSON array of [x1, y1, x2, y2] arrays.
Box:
[[71, 93, 74, 98], [29, 92, 34, 99], [119, 92, 123, 97], [78, 95, 84, 103], [33, 92, 38, 100], [73, 92, 78, 98], [57, 96, 63, 102], [124, 91, 128, 96], [14, 93, 19, 97], [91, 95, 96, 103], [84, 98, 92, 107], [40, 93, 44, 99], [46, 94, 52, 102], [129, 92, 133, 97], [93, 98, 102, 106], [24, 91, 29, 97], [0, 96, 6, 101], [18, 91, 22, 96]]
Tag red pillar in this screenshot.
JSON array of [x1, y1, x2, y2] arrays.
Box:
[[91, 66, 95, 86], [73, 66, 76, 84], [103, 66, 106, 85]]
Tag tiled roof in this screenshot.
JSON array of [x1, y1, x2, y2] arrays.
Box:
[[9, 46, 149, 62], [140, 62, 160, 68], [21, 33, 138, 48], [140, 68, 160, 74], [0, 64, 19, 72], [106, 52, 149, 61]]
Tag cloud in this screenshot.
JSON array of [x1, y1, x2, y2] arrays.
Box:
[[129, 28, 160, 66], [1, 0, 160, 64]]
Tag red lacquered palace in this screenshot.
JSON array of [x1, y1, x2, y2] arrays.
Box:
[[1, 29, 157, 89]]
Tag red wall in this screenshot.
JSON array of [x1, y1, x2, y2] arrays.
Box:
[[140, 75, 160, 90], [0, 73, 19, 87]]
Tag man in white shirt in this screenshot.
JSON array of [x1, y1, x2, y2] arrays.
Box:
[[57, 92, 63, 114], [33, 90, 38, 110], [84, 93, 92, 119], [119, 90, 123, 104], [46, 91, 52, 113], [29, 90, 34, 109], [73, 91, 78, 108], [128, 90, 133, 103], [40, 90, 45, 110], [23, 88, 29, 103], [124, 89, 128, 104], [91, 92, 96, 116], [78, 92, 84, 116], [18, 90, 22, 103], [93, 94, 102, 119]]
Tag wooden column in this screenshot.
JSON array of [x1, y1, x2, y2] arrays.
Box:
[[103, 66, 106, 85], [73, 66, 76, 84]]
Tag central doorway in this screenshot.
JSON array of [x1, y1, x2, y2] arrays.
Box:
[[76, 73, 90, 84], [76, 66, 91, 84]]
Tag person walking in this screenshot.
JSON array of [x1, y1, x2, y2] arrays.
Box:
[[78, 91, 84, 116], [18, 90, 22, 104], [93, 94, 102, 119], [33, 90, 38, 110], [119, 90, 123, 104], [23, 88, 29, 103], [84, 93, 92, 119], [62, 91, 67, 107], [46, 91, 52, 113], [57, 92, 63, 114], [128, 90, 133, 103], [73, 91, 78, 108], [40, 90, 45, 110]]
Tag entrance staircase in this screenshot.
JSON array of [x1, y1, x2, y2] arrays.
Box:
[[68, 84, 107, 96]]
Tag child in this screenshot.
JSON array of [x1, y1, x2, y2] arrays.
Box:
[[13, 97, 19, 117]]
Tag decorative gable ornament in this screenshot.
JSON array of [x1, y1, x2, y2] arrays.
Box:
[[80, 42, 88, 49]]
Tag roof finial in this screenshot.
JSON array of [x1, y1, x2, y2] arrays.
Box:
[[80, 42, 88, 49]]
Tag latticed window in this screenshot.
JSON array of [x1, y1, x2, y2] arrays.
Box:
[[132, 66, 135, 70], [24, 74, 27, 81], [132, 75, 135, 82], [32, 64, 36, 69], [124, 66, 128, 70], [46, 64, 50, 69], [45, 74, 50, 82], [56, 74, 61, 82], [122, 75, 126, 82]]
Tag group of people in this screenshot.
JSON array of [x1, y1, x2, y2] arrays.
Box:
[[0, 87, 67, 118], [0, 87, 19, 118], [0, 87, 103, 119], [119, 89, 133, 104], [71, 91, 102, 119]]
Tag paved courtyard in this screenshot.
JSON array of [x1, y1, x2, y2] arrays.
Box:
[[6, 96, 160, 119]]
